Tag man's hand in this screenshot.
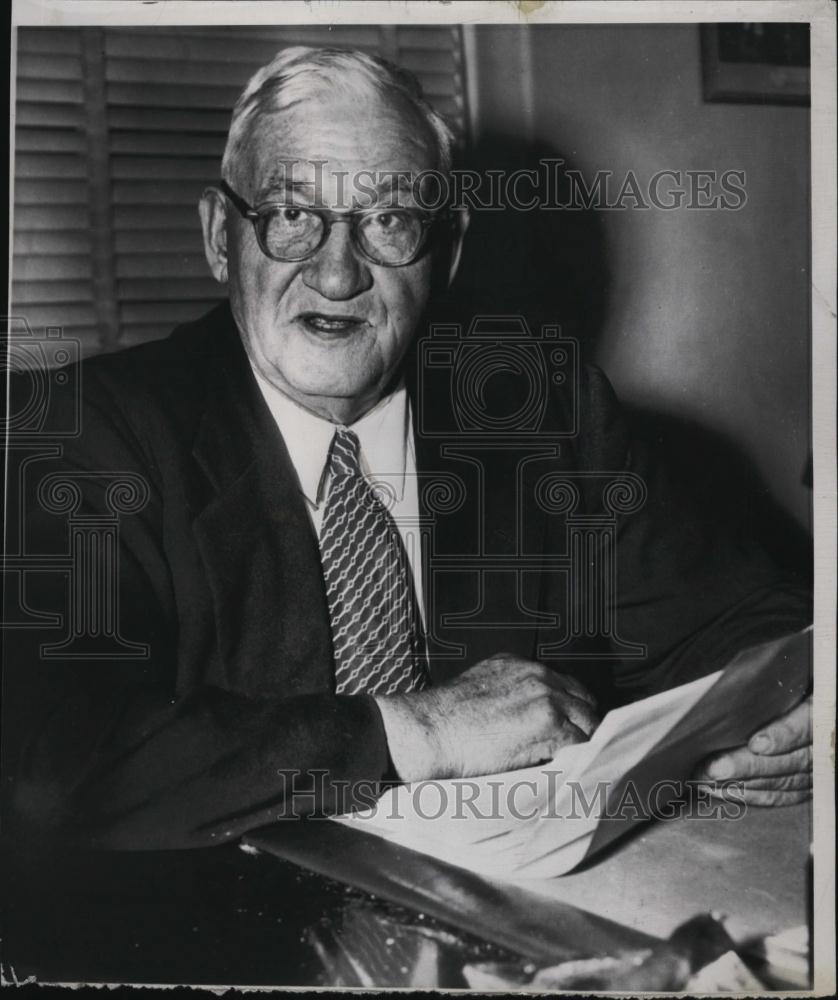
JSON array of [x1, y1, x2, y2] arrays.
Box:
[[374, 653, 599, 782], [693, 696, 812, 806]]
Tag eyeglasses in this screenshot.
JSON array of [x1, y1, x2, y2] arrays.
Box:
[[219, 180, 444, 267]]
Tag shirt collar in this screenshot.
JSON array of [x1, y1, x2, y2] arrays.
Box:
[[252, 366, 410, 508]]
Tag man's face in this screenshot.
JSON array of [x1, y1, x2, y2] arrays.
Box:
[[221, 89, 440, 423]]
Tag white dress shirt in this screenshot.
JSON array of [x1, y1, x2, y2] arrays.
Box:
[[252, 367, 425, 621]]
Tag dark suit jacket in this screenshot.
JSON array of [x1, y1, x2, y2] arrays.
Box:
[[2, 302, 810, 849]]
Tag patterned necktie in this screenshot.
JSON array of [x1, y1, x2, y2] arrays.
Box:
[[319, 427, 429, 696]]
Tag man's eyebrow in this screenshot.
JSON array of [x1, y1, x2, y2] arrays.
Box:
[[255, 177, 316, 201], [369, 173, 420, 200], [373, 172, 415, 192], [357, 173, 423, 209]]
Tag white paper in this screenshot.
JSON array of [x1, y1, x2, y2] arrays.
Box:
[[335, 629, 811, 879], [333, 670, 721, 877]]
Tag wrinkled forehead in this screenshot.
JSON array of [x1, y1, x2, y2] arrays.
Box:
[[233, 88, 440, 203]]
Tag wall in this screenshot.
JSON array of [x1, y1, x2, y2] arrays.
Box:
[[468, 23, 811, 535]]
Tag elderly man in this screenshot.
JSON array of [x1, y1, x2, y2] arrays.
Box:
[[4, 47, 811, 850]]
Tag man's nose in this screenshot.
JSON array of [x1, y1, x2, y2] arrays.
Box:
[[301, 220, 372, 300]]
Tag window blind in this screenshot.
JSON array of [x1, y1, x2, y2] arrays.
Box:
[[11, 25, 467, 358], [13, 29, 96, 354]]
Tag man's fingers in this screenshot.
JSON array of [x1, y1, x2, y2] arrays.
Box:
[[548, 720, 589, 755], [553, 674, 597, 708], [696, 775, 812, 806], [556, 693, 599, 739], [507, 719, 588, 771], [699, 771, 812, 794], [697, 743, 811, 782], [748, 696, 811, 755], [534, 668, 597, 707], [728, 786, 811, 808], [741, 771, 812, 792]]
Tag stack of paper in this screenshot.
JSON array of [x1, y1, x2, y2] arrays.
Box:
[[334, 628, 811, 878]]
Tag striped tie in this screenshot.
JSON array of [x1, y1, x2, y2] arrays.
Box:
[[319, 427, 429, 696]]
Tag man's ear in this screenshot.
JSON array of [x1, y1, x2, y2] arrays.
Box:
[[446, 207, 470, 287], [199, 187, 229, 284]]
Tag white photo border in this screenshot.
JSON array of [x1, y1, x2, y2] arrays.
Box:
[[6, 1, 836, 995]]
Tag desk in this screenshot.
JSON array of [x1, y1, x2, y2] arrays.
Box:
[[519, 796, 811, 942], [246, 798, 810, 987], [1, 802, 809, 988]]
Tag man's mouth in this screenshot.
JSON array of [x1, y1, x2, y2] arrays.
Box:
[[298, 312, 366, 336]]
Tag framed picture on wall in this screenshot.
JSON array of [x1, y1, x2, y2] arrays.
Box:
[[701, 23, 810, 105]]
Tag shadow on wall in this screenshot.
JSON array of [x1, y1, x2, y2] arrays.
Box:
[[431, 131, 812, 581], [627, 407, 812, 581], [442, 133, 613, 359]]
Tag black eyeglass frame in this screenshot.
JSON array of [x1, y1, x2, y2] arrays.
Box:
[[219, 180, 448, 267]]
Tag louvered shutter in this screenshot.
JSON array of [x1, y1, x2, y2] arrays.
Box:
[[11, 25, 467, 357], [394, 26, 466, 129], [12, 29, 97, 355]]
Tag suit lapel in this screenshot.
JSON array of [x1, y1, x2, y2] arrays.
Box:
[[190, 311, 334, 698]]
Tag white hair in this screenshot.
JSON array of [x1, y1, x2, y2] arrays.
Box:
[[221, 46, 456, 187]]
